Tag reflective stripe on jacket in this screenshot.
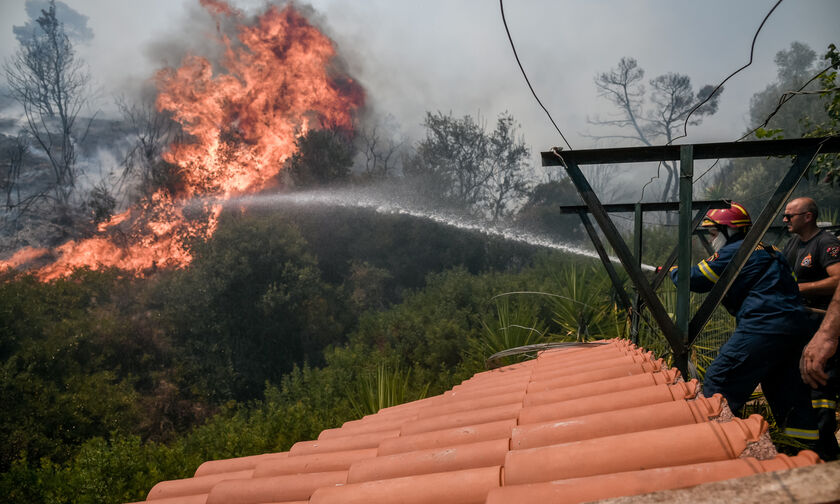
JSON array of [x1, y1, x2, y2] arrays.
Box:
[[669, 238, 808, 334]]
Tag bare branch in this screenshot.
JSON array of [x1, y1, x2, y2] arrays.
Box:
[[590, 57, 723, 202], [2, 0, 91, 208]]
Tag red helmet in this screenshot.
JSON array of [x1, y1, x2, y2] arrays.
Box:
[[701, 202, 751, 229]]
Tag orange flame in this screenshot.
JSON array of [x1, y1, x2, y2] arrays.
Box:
[[0, 1, 364, 281]]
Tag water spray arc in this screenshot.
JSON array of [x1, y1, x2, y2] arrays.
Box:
[[0, 2, 365, 281], [213, 188, 658, 272]]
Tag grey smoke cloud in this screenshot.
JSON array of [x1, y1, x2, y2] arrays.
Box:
[[13, 0, 94, 44], [1, 0, 837, 196]]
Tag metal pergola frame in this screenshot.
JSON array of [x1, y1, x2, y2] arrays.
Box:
[[541, 136, 840, 377], [559, 200, 729, 353]]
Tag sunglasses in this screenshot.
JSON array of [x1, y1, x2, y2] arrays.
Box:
[[782, 212, 808, 220]]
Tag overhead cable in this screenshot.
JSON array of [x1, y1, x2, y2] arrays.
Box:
[[499, 0, 573, 151], [694, 63, 837, 184], [640, 0, 784, 201], [677, 0, 784, 143]]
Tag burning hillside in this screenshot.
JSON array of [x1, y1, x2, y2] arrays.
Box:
[[1, 0, 364, 280]]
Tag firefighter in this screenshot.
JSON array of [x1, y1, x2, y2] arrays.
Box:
[[669, 202, 820, 448], [782, 197, 840, 309]]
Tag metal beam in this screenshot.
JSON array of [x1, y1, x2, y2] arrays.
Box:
[[555, 153, 685, 358], [542, 136, 839, 166], [558, 200, 728, 214], [674, 146, 693, 377], [542, 139, 830, 377], [576, 211, 633, 311], [687, 147, 820, 343]]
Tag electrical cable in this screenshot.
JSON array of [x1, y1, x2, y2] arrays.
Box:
[[545, 1, 832, 233], [735, 67, 836, 143], [499, 0, 573, 151], [693, 63, 837, 184], [677, 0, 784, 143], [638, 0, 784, 201]]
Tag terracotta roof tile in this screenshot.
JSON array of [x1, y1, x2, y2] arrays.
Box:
[[147, 469, 254, 500], [194, 452, 289, 477], [309, 465, 501, 504], [486, 452, 821, 503], [518, 380, 699, 424], [398, 402, 521, 435], [522, 368, 680, 406], [291, 429, 400, 455], [131, 339, 824, 504], [503, 415, 768, 485], [526, 360, 667, 392], [205, 470, 347, 503], [510, 394, 723, 449], [377, 419, 516, 455], [142, 494, 209, 504], [346, 438, 509, 483], [252, 449, 378, 477]]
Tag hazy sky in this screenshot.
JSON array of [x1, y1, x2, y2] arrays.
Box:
[[1, 0, 838, 175]]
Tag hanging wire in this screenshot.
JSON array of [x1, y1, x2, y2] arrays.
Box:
[[694, 63, 837, 184], [499, 0, 573, 151], [638, 0, 784, 201], [638, 161, 668, 203], [534, 1, 832, 228], [735, 68, 836, 142], [677, 0, 784, 142]]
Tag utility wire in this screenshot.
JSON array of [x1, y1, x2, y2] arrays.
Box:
[[693, 62, 837, 184], [735, 67, 836, 143], [500, 0, 573, 151], [677, 0, 784, 142], [638, 0, 784, 201], [636, 62, 835, 223], [542, 1, 827, 226]]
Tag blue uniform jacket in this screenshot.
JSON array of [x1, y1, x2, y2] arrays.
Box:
[[669, 238, 808, 334]]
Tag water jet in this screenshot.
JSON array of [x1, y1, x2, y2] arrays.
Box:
[[204, 188, 657, 272]]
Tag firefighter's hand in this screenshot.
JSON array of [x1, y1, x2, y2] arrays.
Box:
[[800, 331, 837, 388]]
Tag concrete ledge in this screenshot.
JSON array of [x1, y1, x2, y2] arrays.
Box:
[[597, 460, 840, 504]]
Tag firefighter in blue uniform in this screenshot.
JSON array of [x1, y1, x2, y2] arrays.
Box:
[[669, 202, 820, 447]]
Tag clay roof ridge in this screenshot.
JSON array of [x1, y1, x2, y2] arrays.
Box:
[[130, 342, 824, 504]]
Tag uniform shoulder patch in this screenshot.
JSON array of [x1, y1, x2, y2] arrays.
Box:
[[705, 252, 719, 262], [828, 245, 840, 258], [801, 254, 813, 268]]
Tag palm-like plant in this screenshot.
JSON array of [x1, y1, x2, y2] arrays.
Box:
[[347, 364, 429, 418], [549, 263, 626, 342], [470, 296, 549, 368]]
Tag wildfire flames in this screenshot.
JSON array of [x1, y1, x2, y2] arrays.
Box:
[[1, 0, 364, 281]]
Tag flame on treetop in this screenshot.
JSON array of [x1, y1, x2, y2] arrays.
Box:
[[0, 1, 364, 281]]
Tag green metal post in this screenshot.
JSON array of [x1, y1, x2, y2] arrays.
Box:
[[688, 147, 820, 343], [675, 146, 694, 378], [631, 203, 643, 345]]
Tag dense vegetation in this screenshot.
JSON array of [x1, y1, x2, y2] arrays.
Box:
[[1, 205, 628, 503]]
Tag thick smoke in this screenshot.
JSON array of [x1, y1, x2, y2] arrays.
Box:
[[13, 0, 94, 44], [1, 0, 370, 278]]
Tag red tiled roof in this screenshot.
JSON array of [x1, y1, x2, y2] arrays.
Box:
[[131, 339, 823, 504]]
